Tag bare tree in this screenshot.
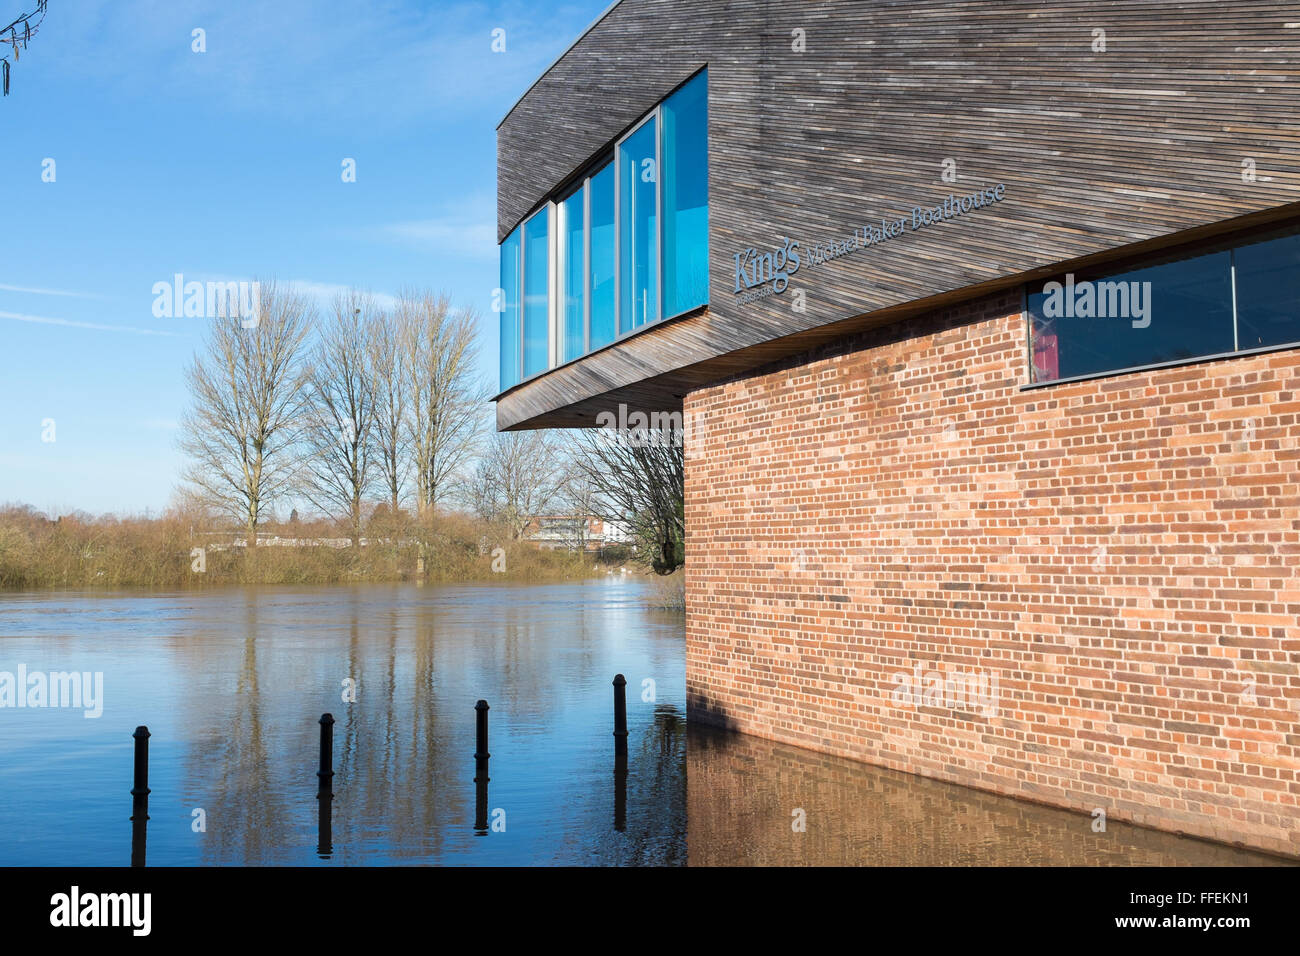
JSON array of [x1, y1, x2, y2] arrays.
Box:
[[470, 429, 565, 540], [403, 291, 485, 516], [179, 281, 314, 546], [367, 305, 408, 517], [571, 423, 684, 573], [297, 291, 378, 547], [557, 462, 600, 552]]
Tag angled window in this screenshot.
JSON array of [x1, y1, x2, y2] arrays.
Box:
[[618, 115, 659, 332], [559, 185, 586, 363], [661, 70, 709, 317], [499, 227, 521, 390], [496, 68, 709, 389], [589, 163, 616, 350], [522, 207, 551, 379]]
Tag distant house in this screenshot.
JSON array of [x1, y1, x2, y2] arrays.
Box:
[[522, 515, 632, 553]]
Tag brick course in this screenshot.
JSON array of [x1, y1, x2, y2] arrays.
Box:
[[684, 288, 1300, 857]]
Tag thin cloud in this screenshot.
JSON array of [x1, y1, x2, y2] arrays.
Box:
[[364, 200, 498, 260], [355, 192, 498, 259], [0, 310, 177, 337], [382, 220, 497, 249], [288, 280, 399, 311], [193, 276, 400, 312], [0, 283, 105, 299]]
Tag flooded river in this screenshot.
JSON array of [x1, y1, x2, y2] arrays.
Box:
[[0, 581, 1286, 866]]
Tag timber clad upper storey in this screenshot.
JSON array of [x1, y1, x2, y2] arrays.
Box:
[[495, 0, 1300, 858], [495, 0, 1300, 430], [498, 69, 708, 391]]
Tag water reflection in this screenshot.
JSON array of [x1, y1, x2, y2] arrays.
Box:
[[0, 582, 687, 866], [316, 713, 335, 859], [316, 795, 332, 860], [0, 582, 1288, 866], [686, 725, 1290, 866], [473, 699, 490, 836]]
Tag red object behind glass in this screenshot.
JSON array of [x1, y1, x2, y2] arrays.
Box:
[[1032, 320, 1058, 382]]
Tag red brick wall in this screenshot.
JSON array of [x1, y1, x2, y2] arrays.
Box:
[[684, 288, 1300, 857]]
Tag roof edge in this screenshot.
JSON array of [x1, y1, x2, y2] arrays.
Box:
[[496, 0, 625, 130]]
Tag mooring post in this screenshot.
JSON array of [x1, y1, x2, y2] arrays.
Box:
[[130, 725, 150, 867], [315, 713, 335, 857], [130, 725, 151, 817], [317, 713, 335, 800], [474, 699, 490, 763], [316, 794, 333, 860], [614, 741, 628, 833], [474, 699, 490, 833], [613, 674, 628, 756]]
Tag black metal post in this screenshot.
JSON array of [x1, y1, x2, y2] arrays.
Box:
[[316, 793, 333, 859], [316, 713, 335, 857], [613, 674, 628, 756], [474, 700, 490, 834], [613, 747, 628, 832], [130, 725, 150, 867], [130, 725, 151, 814], [474, 699, 490, 762], [317, 713, 334, 800]]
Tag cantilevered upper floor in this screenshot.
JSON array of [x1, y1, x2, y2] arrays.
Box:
[[494, 0, 1300, 430]]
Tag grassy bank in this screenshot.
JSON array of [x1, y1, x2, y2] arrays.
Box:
[[0, 504, 607, 590]]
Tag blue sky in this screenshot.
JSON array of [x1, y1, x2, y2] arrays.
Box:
[[1, 0, 607, 515]]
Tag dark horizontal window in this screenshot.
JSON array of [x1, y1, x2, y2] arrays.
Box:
[[1235, 232, 1300, 351], [1028, 226, 1300, 384]]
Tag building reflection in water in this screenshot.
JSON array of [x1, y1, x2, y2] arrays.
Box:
[[686, 724, 1290, 866], [1, 583, 1288, 867], [165, 583, 688, 866]]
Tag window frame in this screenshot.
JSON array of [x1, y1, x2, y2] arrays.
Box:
[[497, 67, 709, 393], [614, 109, 662, 338], [1021, 220, 1300, 390], [659, 69, 710, 321], [583, 178, 592, 355], [556, 179, 588, 364], [500, 224, 523, 390], [520, 202, 554, 381], [585, 158, 616, 354]]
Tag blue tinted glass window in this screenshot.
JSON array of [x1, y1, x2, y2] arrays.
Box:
[[618, 117, 658, 332], [589, 163, 616, 349], [662, 71, 708, 316], [498, 228, 520, 390], [1235, 232, 1300, 350], [560, 188, 585, 363], [522, 208, 550, 379], [1028, 252, 1234, 383]]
